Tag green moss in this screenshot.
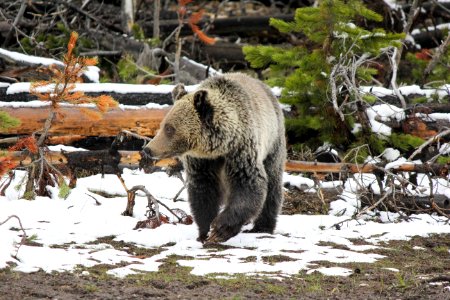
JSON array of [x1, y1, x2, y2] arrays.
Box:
[[436, 156, 450, 164], [389, 133, 424, 152], [411, 96, 428, 104], [0, 111, 20, 131], [58, 180, 71, 199], [117, 55, 157, 83], [23, 191, 36, 200], [131, 23, 145, 40]]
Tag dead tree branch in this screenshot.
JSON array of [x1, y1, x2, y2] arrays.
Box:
[[2, 0, 27, 47], [153, 0, 161, 40], [390, 0, 420, 108], [408, 128, 450, 160], [423, 33, 450, 81]]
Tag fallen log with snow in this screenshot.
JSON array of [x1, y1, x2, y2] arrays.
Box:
[[0, 82, 177, 105]]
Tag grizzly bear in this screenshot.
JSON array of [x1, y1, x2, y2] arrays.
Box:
[[144, 73, 286, 244]]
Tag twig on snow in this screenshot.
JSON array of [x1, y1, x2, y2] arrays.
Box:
[[124, 185, 183, 223], [0, 215, 28, 259]]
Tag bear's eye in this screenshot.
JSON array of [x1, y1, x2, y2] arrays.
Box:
[[164, 124, 175, 137]]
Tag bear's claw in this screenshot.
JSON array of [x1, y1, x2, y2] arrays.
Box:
[[203, 229, 225, 245]]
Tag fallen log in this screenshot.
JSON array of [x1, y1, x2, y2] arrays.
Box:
[[8, 151, 450, 177], [144, 14, 295, 38], [9, 150, 175, 171], [0, 83, 174, 105], [0, 105, 170, 137], [201, 42, 246, 68], [412, 28, 449, 49], [285, 160, 449, 176]]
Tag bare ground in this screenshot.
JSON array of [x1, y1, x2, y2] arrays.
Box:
[[1, 189, 450, 300]]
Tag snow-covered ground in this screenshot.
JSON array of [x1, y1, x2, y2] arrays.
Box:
[[1, 165, 450, 279]]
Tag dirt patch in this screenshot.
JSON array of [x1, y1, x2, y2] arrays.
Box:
[[282, 187, 341, 215], [87, 235, 169, 258], [2, 237, 450, 300], [261, 255, 297, 264]]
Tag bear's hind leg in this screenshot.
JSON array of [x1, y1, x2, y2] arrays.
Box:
[[185, 157, 224, 242], [246, 141, 285, 234]]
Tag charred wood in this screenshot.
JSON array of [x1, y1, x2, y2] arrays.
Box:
[[0, 87, 173, 105]]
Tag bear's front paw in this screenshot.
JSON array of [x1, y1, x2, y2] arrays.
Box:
[[196, 233, 208, 243], [204, 220, 241, 245]]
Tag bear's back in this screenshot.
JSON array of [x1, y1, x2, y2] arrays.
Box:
[[200, 73, 284, 160]]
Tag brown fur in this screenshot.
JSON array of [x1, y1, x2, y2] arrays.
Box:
[[144, 73, 286, 244]]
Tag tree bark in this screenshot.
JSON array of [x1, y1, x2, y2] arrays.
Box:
[[0, 105, 169, 137]]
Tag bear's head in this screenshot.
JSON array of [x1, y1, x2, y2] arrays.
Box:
[[143, 84, 234, 159]]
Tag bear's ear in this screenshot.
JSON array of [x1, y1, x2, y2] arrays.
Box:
[[193, 90, 214, 126], [172, 84, 187, 103]]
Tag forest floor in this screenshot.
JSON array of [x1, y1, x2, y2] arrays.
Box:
[[1, 190, 450, 300]]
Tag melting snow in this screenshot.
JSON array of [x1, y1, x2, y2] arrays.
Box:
[[1, 166, 450, 279]]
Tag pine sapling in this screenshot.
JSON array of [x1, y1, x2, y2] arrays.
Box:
[[23, 31, 118, 199]]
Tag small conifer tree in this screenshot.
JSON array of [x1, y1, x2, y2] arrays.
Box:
[[244, 0, 404, 153]]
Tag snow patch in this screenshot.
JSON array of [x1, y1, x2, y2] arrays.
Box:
[[366, 104, 405, 136], [382, 148, 401, 161], [1, 169, 450, 279], [307, 267, 353, 276]]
